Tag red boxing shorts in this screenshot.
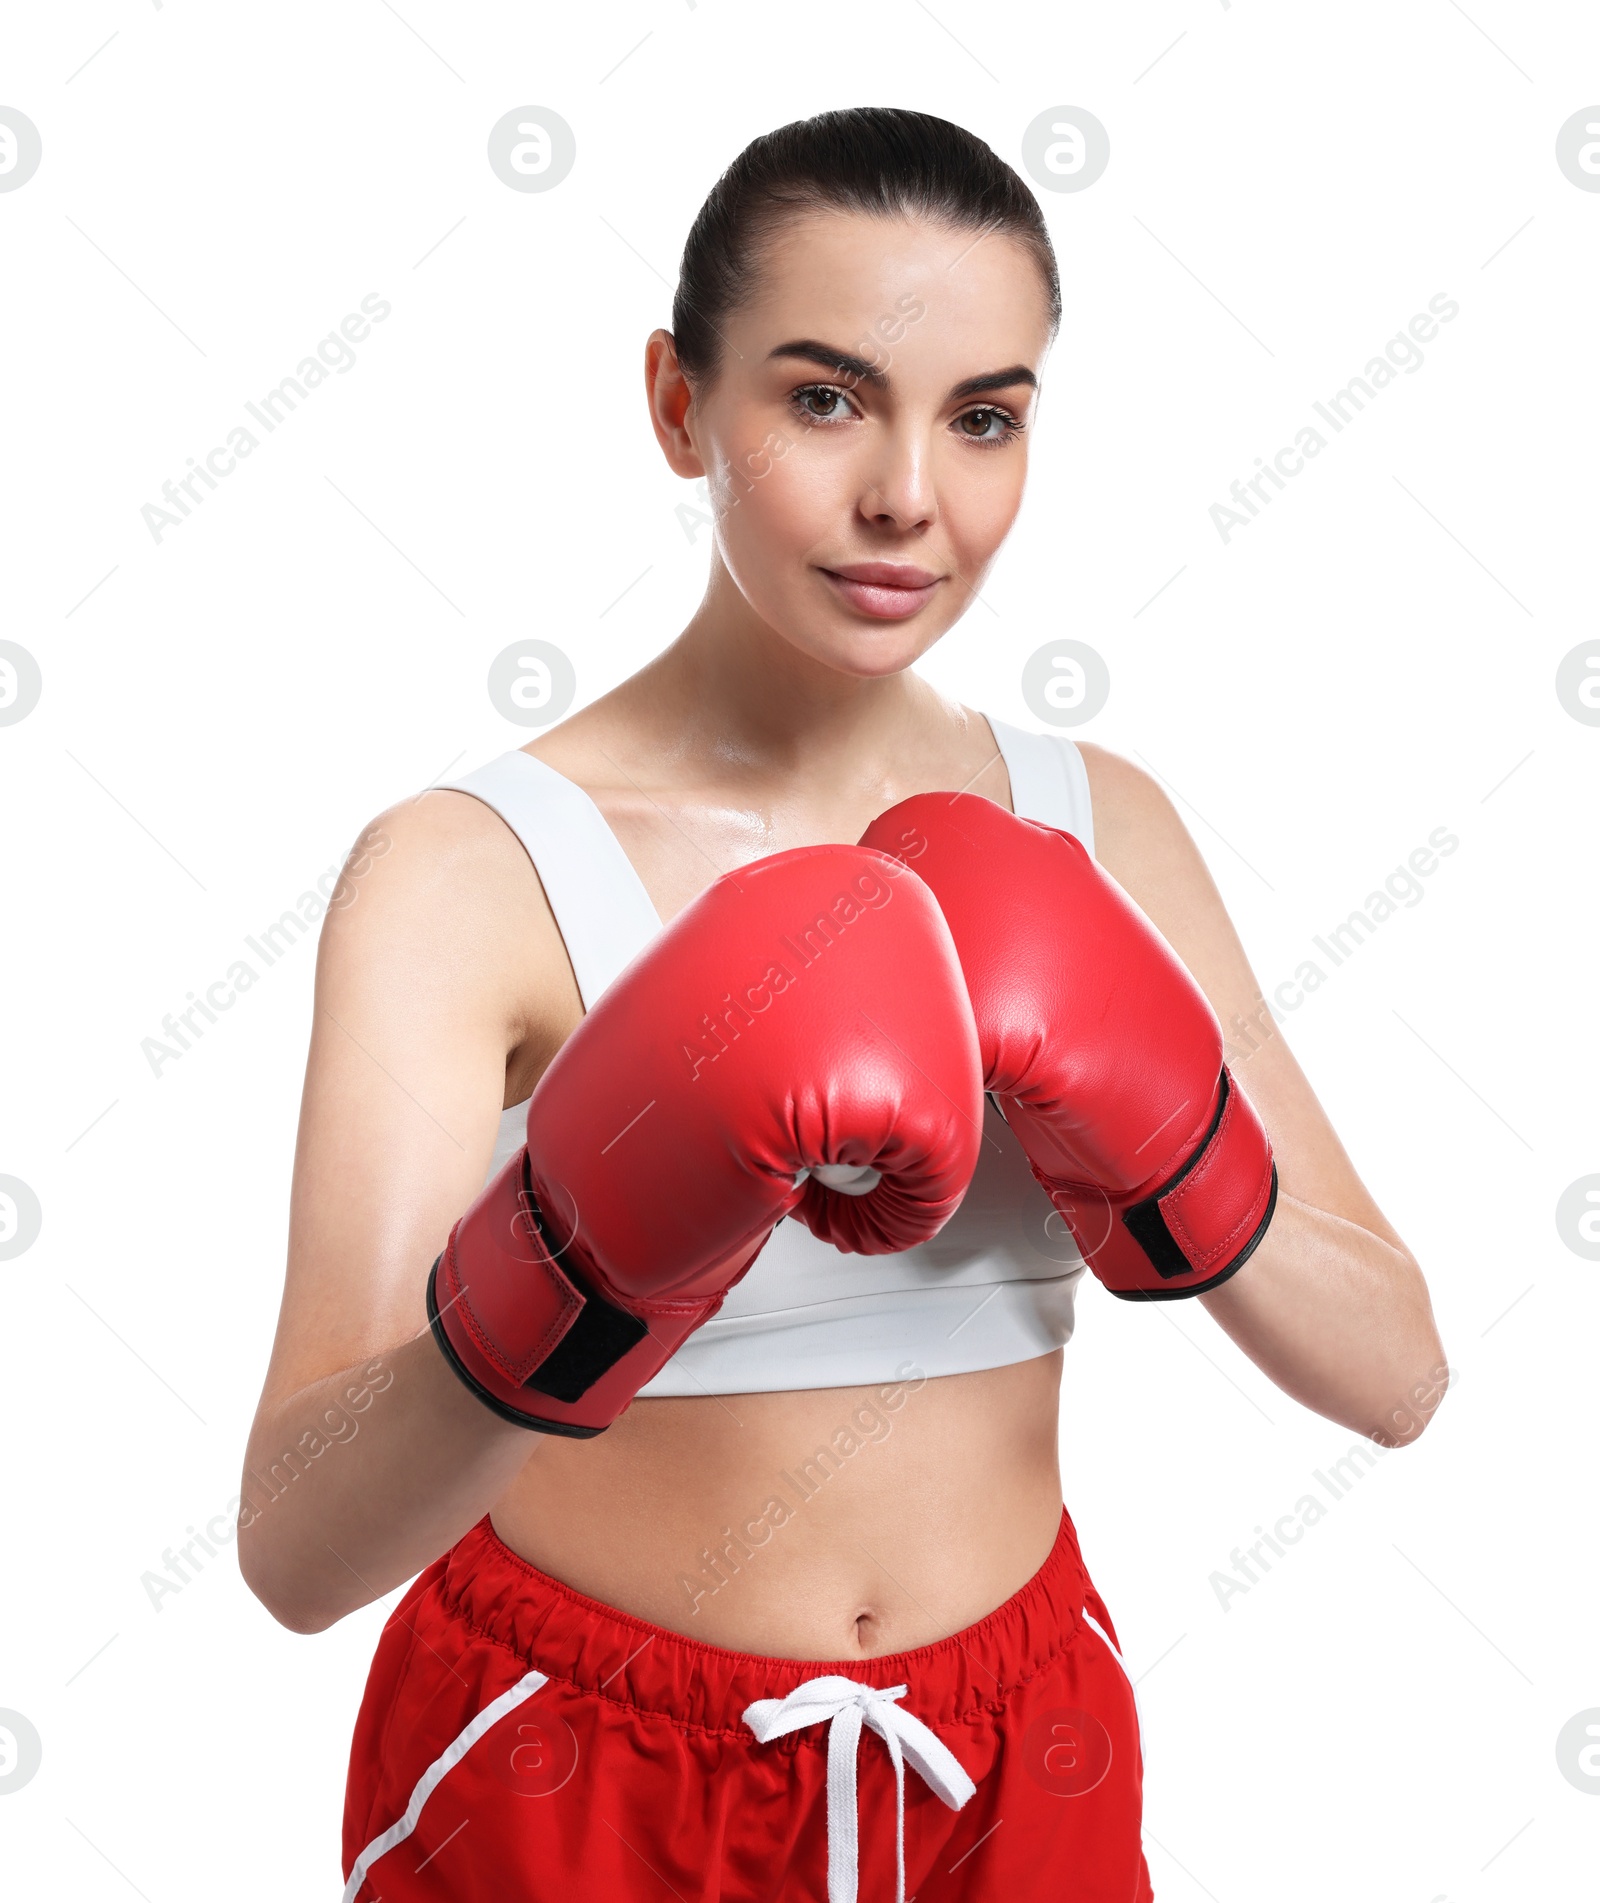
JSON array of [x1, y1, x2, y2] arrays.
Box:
[[342, 1505, 1154, 1902]]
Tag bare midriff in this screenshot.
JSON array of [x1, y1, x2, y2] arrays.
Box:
[[489, 1350, 1066, 1661]]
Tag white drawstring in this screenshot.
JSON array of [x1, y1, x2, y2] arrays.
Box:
[[742, 1675, 976, 1903]]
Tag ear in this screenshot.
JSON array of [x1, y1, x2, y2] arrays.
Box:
[[644, 329, 705, 479]]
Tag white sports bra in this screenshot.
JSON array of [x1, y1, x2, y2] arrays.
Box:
[[444, 717, 1094, 1398]]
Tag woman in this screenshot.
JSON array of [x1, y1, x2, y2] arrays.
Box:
[[240, 108, 1445, 1902]]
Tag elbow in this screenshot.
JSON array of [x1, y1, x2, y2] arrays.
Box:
[[1364, 1344, 1455, 1449], [236, 1532, 349, 1636], [255, 1591, 343, 1638]]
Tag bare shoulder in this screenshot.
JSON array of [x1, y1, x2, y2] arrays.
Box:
[[1075, 738, 1270, 1087], [314, 778, 580, 1083], [264, 779, 584, 1401], [1074, 740, 1153, 816], [1073, 741, 1223, 945]]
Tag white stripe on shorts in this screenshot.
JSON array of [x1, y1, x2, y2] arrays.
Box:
[[1080, 1610, 1147, 1744], [342, 1668, 549, 1903]]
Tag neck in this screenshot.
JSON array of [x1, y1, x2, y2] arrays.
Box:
[[635, 556, 939, 791]]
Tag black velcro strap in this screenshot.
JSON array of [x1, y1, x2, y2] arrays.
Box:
[[1120, 1069, 1231, 1280], [514, 1173, 650, 1403], [521, 1276, 650, 1402], [1112, 1162, 1278, 1303], [1121, 1194, 1194, 1280]]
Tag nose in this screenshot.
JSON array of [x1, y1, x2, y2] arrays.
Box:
[[856, 420, 936, 535]]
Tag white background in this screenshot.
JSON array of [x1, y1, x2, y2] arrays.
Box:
[[3, 3, 1598, 1898]]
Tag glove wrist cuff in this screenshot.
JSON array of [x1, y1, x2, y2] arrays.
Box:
[[429, 1148, 740, 1432], [430, 1149, 648, 1431], [1046, 1069, 1279, 1301]]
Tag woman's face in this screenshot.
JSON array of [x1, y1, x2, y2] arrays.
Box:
[[652, 212, 1055, 677]]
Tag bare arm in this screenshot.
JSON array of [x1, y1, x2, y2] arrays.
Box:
[[237, 786, 584, 1632], [1080, 744, 1449, 1446]]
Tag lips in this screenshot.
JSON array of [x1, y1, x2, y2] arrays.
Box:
[[820, 562, 945, 621]]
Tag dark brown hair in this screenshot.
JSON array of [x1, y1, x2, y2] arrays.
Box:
[[671, 107, 1060, 383]]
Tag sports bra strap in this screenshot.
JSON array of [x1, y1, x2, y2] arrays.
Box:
[[441, 752, 663, 1012], [986, 717, 1096, 859]]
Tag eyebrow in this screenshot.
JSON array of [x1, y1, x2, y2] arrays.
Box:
[[766, 339, 1037, 403]]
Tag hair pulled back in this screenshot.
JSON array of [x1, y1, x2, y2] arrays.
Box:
[[671, 107, 1060, 383]]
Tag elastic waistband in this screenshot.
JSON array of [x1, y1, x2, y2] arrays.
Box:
[[437, 1504, 1093, 1738]]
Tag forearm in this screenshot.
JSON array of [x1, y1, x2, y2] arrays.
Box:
[[1198, 1192, 1449, 1445], [237, 1328, 537, 1633]]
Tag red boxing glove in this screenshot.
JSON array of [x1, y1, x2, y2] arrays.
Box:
[[428, 843, 984, 1433], [859, 794, 1277, 1300]]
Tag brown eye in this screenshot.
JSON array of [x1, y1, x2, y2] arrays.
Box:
[[799, 387, 845, 418], [953, 405, 1021, 446]]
